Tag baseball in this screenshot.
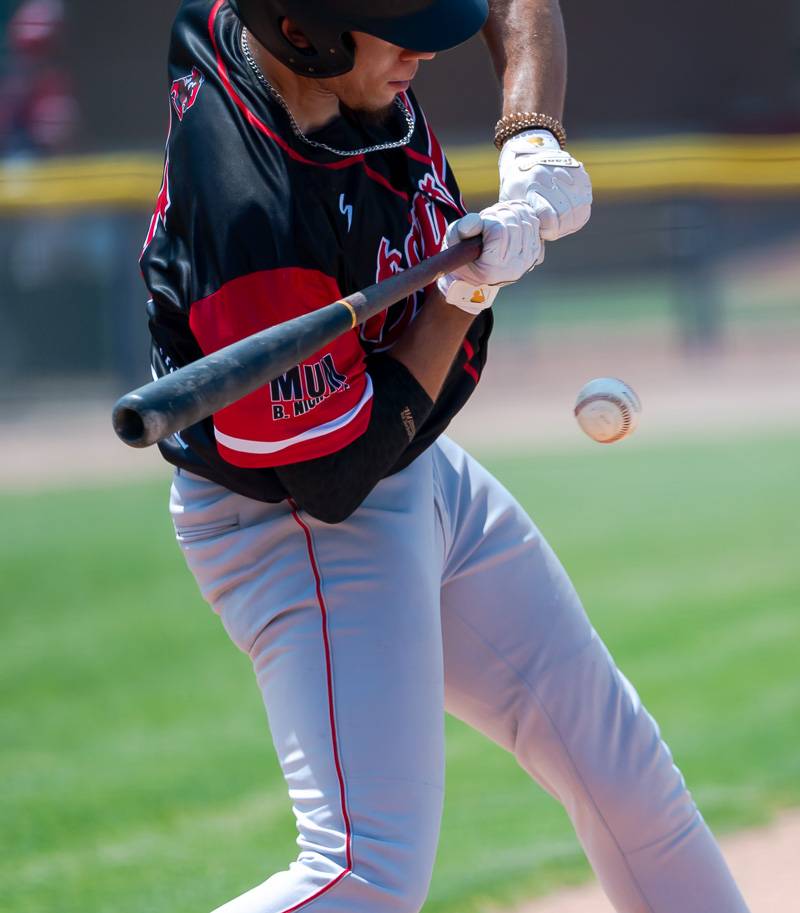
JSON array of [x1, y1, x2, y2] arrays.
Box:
[[574, 377, 642, 443]]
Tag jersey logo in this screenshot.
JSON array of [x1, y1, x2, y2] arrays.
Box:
[[270, 353, 349, 420], [170, 67, 204, 121], [375, 237, 404, 281], [361, 238, 404, 344], [363, 176, 453, 349], [143, 66, 203, 254], [338, 193, 353, 233]]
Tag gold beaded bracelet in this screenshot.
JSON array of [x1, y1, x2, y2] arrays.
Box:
[[494, 112, 568, 150]]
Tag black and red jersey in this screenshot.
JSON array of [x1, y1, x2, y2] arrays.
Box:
[[140, 0, 491, 502]]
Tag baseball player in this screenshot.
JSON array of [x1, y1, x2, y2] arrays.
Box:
[[140, 2, 750, 911]]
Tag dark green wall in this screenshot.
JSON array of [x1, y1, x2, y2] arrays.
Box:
[[56, 0, 800, 151]]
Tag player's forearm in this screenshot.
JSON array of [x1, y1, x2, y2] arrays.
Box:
[[483, 0, 567, 119], [388, 289, 475, 400]]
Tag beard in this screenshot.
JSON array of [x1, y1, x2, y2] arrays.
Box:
[[340, 99, 396, 127]]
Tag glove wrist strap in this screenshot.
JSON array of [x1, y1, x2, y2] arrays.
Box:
[[437, 274, 499, 315]]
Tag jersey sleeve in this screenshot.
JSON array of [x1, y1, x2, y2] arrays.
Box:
[[188, 267, 373, 468]]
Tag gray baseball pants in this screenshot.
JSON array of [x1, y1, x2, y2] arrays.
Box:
[[169, 434, 748, 913]]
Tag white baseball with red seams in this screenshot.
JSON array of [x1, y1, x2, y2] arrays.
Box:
[[575, 377, 642, 443]]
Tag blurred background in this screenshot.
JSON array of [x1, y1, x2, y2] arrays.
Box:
[[1, 2, 798, 913], [0, 0, 798, 467]]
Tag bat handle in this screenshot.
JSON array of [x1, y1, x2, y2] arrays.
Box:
[[346, 234, 482, 323]]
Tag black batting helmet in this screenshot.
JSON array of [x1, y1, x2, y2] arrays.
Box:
[[231, 0, 489, 78]]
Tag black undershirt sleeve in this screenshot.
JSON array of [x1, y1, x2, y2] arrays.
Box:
[[275, 353, 434, 524]]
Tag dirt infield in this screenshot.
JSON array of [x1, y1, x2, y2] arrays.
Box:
[[502, 810, 800, 913], [448, 322, 800, 454]]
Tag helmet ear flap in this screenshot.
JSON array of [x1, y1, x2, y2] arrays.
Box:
[[276, 14, 315, 59], [235, 0, 357, 77], [276, 20, 355, 72]]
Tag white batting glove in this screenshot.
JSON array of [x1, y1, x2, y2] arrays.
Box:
[[499, 130, 592, 241], [437, 202, 543, 314]]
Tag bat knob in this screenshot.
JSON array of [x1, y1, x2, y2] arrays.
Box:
[[112, 396, 149, 448]]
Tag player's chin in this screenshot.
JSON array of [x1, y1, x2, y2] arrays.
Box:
[[348, 97, 397, 125]]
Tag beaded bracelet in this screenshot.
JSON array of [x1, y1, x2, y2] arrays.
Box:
[[494, 112, 568, 150]]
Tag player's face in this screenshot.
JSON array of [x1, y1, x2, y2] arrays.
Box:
[[327, 32, 435, 117]]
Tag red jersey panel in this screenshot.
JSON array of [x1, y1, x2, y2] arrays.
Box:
[[189, 268, 372, 467]]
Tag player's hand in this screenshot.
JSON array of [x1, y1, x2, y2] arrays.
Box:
[[437, 201, 543, 314], [499, 130, 592, 241]]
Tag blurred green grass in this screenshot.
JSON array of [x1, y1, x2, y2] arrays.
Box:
[[2, 432, 799, 913], [494, 267, 800, 335]]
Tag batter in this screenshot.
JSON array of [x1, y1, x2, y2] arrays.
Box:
[[140, 2, 750, 911]]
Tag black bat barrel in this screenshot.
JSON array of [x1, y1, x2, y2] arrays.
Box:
[[112, 235, 482, 448], [112, 302, 355, 448]]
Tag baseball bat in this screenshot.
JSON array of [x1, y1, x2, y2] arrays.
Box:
[[112, 235, 482, 448]]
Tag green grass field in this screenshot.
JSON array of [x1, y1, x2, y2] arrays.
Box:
[[2, 432, 799, 913], [495, 263, 800, 336]]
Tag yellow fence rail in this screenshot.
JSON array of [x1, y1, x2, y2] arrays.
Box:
[[454, 134, 800, 200], [1, 133, 799, 212]]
